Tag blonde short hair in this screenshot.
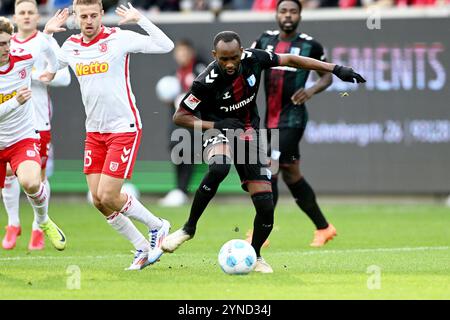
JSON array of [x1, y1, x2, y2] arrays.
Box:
[[15, 0, 38, 10], [73, 0, 103, 10], [0, 17, 14, 35]]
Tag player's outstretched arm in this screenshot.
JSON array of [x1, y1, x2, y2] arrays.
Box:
[[31, 38, 70, 86], [42, 21, 70, 74], [36, 35, 60, 84], [279, 54, 366, 83], [291, 71, 332, 105], [0, 87, 31, 116], [115, 2, 174, 54]]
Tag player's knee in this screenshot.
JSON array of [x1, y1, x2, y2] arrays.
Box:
[[98, 191, 117, 208], [208, 163, 230, 182], [91, 193, 103, 209], [20, 178, 41, 194], [208, 155, 231, 182], [281, 165, 301, 185], [251, 192, 274, 221]]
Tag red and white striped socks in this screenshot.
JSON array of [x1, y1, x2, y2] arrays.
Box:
[[106, 212, 149, 252], [24, 182, 49, 225], [119, 193, 162, 230]]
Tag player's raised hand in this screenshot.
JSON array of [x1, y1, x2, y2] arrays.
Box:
[[332, 65, 366, 83], [44, 8, 70, 34], [116, 2, 142, 25], [39, 71, 56, 84], [291, 88, 314, 105], [16, 87, 32, 105]]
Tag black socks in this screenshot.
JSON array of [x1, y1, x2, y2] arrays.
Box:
[[184, 155, 231, 235], [251, 192, 274, 257], [287, 178, 328, 230]]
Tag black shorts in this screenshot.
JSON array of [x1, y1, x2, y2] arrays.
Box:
[[203, 129, 271, 192], [268, 128, 305, 165]]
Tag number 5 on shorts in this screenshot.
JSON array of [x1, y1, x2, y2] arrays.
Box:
[[84, 150, 92, 167]]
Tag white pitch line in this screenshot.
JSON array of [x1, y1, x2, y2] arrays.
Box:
[[0, 253, 130, 262], [274, 246, 450, 256], [0, 246, 448, 262]]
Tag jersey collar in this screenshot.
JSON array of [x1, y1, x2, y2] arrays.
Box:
[[278, 32, 299, 42], [0, 55, 15, 74], [12, 31, 39, 44], [216, 62, 242, 82], [80, 26, 108, 47], [0, 54, 33, 75]]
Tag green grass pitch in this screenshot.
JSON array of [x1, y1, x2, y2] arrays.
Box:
[[0, 200, 449, 299]]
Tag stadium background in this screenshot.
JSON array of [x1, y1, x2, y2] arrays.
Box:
[[43, 9, 450, 196], [1, 5, 449, 302]]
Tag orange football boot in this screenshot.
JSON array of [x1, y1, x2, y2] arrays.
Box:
[[310, 224, 337, 247]]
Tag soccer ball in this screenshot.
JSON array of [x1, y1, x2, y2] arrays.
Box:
[[218, 239, 257, 275], [86, 182, 140, 205], [155, 75, 182, 103]]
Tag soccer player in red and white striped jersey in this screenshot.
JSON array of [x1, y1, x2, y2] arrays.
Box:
[[0, 16, 67, 251], [1, 0, 71, 251], [43, 1, 174, 270]]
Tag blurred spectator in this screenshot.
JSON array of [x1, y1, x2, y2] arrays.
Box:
[[179, 0, 205, 11], [338, 0, 361, 7], [319, 0, 339, 6], [252, 0, 277, 10], [47, 0, 72, 9], [193, 0, 208, 10], [303, 0, 362, 7], [362, 0, 447, 6], [395, 0, 444, 5], [43, 0, 118, 13], [132, 0, 180, 12], [232, 0, 253, 9], [179, 0, 224, 11], [157, 39, 206, 207]]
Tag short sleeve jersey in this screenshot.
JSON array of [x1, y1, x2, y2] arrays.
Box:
[[179, 48, 279, 130]]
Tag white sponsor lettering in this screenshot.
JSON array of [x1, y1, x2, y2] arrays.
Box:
[[220, 93, 256, 112]]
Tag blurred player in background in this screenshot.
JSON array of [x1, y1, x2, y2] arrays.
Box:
[[0, 16, 67, 251], [43, 1, 174, 270], [158, 39, 206, 207], [1, 0, 71, 251], [250, 0, 336, 247], [163, 31, 365, 273]]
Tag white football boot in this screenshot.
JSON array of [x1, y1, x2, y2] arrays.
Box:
[[254, 257, 273, 273], [161, 228, 192, 253], [125, 249, 149, 271], [146, 219, 171, 264]]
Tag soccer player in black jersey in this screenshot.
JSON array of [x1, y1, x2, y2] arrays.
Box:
[[251, 0, 337, 247], [162, 30, 365, 273]]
